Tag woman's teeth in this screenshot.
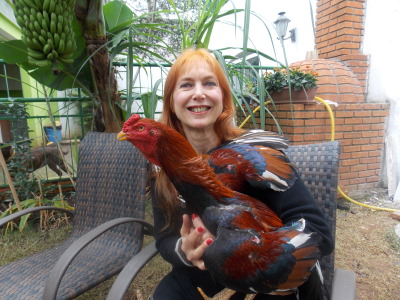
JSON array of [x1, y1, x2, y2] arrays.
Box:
[[190, 107, 209, 112]]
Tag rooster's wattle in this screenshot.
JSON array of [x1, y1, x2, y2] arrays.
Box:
[[117, 114, 322, 296]]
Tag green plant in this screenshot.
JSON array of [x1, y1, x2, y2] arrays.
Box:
[[169, 0, 240, 50], [263, 66, 318, 93], [0, 180, 73, 233]]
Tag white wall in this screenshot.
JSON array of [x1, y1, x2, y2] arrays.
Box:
[[363, 0, 400, 198], [209, 0, 317, 65]]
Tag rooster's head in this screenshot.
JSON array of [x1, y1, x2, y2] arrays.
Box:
[[117, 114, 164, 166]]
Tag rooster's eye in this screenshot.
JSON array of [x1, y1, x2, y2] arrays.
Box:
[[138, 126, 144, 131]]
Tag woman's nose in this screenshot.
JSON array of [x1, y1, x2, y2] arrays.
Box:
[[193, 83, 205, 99]]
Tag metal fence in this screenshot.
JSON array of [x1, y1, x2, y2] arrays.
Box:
[[0, 59, 170, 188]]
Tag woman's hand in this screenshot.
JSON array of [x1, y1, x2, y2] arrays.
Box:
[[180, 213, 215, 270]]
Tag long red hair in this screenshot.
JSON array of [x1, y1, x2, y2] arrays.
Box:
[[155, 48, 243, 229]]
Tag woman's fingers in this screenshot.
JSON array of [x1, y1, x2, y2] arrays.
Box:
[[192, 213, 215, 242], [180, 214, 192, 237], [186, 238, 214, 270], [179, 213, 214, 269]]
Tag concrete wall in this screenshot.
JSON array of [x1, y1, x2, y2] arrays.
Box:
[[362, 0, 400, 199]]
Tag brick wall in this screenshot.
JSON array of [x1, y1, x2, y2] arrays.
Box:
[[316, 0, 369, 92]]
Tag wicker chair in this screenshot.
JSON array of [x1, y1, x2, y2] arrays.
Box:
[[0, 132, 153, 299], [106, 140, 356, 300]]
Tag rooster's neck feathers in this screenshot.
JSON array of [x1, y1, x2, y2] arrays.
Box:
[[156, 127, 233, 200]]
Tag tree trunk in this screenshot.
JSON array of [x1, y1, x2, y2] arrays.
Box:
[[75, 0, 123, 133]]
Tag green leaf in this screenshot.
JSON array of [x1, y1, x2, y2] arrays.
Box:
[[0, 40, 29, 64], [104, 0, 133, 31]]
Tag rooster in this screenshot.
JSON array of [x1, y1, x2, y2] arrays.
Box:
[[118, 114, 322, 298]]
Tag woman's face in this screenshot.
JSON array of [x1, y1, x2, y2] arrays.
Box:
[[172, 61, 224, 135]]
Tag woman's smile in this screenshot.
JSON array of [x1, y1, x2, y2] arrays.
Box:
[[187, 106, 211, 113]]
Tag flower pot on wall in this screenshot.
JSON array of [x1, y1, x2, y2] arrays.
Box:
[[268, 87, 318, 104]]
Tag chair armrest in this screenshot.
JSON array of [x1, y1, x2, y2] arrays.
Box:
[[106, 241, 158, 300], [42, 217, 154, 300], [331, 268, 356, 300], [0, 206, 73, 227]]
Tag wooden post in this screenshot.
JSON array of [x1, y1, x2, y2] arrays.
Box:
[[0, 150, 22, 211]]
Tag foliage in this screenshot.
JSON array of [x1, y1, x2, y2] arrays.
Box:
[[0, 100, 36, 202], [169, 0, 241, 50], [263, 66, 318, 93], [123, 0, 201, 62], [0, 182, 73, 233]]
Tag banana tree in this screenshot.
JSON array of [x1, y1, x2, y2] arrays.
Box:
[[0, 0, 170, 132], [74, 0, 123, 132]]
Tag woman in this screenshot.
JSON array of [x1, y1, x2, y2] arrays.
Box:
[[150, 48, 334, 299]]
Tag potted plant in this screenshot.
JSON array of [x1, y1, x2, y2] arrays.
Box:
[[263, 66, 318, 104]]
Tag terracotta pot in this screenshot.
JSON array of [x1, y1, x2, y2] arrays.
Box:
[[268, 87, 318, 104]]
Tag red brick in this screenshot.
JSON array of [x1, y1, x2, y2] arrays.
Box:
[[344, 117, 363, 124], [359, 170, 377, 177], [351, 151, 369, 158], [343, 145, 361, 152], [351, 164, 367, 172], [336, 111, 354, 118], [367, 163, 381, 170], [340, 165, 351, 173], [366, 176, 380, 183], [305, 119, 326, 126], [353, 124, 371, 131], [369, 137, 385, 144], [354, 111, 372, 117], [368, 150, 381, 157], [352, 139, 367, 146], [362, 131, 380, 138], [343, 132, 362, 139], [372, 110, 389, 117], [350, 177, 367, 184], [335, 125, 354, 132], [340, 172, 356, 180], [361, 144, 378, 151], [304, 134, 326, 141], [341, 158, 360, 166], [338, 139, 353, 146]]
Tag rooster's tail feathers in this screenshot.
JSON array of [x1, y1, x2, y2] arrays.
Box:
[[233, 130, 290, 150]]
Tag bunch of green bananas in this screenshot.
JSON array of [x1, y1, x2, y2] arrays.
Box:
[[13, 0, 77, 68]]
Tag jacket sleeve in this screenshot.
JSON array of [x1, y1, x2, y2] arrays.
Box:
[[248, 171, 334, 257], [150, 178, 193, 268]]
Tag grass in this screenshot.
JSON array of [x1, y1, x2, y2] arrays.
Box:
[[0, 222, 73, 265], [1, 193, 400, 299]]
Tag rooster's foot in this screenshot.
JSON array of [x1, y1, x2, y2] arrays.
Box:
[[197, 287, 256, 300]]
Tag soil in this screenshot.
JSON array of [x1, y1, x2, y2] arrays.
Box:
[[335, 188, 400, 300]]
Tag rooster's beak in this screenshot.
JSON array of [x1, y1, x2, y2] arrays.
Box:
[[117, 131, 127, 141]]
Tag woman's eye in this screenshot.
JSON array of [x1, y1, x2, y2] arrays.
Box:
[[205, 81, 216, 86], [180, 82, 191, 88]]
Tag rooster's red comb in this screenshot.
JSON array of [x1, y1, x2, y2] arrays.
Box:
[[122, 114, 141, 131]]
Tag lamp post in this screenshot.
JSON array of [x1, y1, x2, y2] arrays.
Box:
[[274, 12, 293, 99], [274, 12, 296, 42]]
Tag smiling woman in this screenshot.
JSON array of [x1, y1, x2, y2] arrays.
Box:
[[161, 48, 241, 154], [172, 61, 223, 147]]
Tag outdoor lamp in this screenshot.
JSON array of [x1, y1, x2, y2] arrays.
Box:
[[274, 12, 296, 42]]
